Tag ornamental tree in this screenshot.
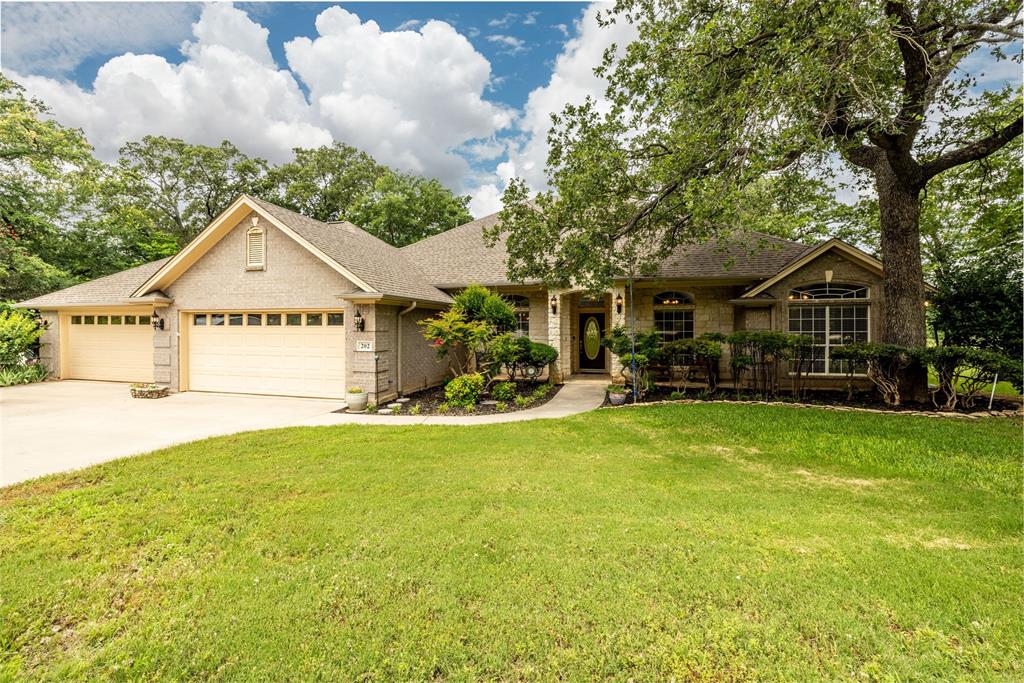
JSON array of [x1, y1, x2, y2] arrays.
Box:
[[493, 0, 1022, 398]]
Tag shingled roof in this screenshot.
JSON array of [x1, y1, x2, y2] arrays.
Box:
[[400, 212, 524, 288], [16, 258, 171, 309], [247, 197, 451, 305], [401, 212, 812, 286]]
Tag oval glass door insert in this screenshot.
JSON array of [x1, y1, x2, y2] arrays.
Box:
[[583, 317, 601, 360]]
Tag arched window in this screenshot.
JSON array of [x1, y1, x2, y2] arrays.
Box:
[[246, 227, 265, 269], [788, 283, 869, 374], [789, 283, 867, 300], [509, 295, 530, 337], [653, 291, 694, 342]]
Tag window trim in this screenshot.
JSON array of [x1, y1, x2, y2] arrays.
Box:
[[245, 227, 266, 270], [788, 282, 869, 301], [509, 295, 530, 337]]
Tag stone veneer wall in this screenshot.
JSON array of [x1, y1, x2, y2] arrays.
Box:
[[37, 311, 60, 377]]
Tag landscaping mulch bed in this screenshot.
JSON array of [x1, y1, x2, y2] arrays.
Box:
[[357, 380, 562, 416], [604, 385, 1022, 418]]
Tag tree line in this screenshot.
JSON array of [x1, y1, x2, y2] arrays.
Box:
[[0, 74, 472, 302]]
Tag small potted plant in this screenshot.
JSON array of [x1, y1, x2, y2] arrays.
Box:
[[607, 384, 628, 406], [130, 383, 169, 399], [346, 386, 368, 412]]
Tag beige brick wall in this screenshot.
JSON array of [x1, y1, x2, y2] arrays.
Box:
[[162, 212, 360, 390], [346, 303, 396, 404], [399, 307, 452, 395]]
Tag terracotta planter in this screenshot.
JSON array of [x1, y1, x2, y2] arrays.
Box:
[[347, 391, 368, 412]]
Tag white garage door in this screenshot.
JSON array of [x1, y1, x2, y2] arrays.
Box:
[[67, 312, 154, 382], [188, 311, 346, 398]]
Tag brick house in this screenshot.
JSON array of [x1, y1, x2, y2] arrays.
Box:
[[18, 194, 889, 403]]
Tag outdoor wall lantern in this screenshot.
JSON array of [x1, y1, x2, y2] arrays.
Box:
[[614, 293, 624, 314], [354, 309, 365, 331], [151, 312, 164, 331], [549, 295, 558, 315]]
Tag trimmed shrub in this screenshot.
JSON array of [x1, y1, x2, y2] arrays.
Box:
[[491, 381, 517, 402], [445, 372, 485, 408], [831, 342, 916, 406], [923, 346, 1020, 410]]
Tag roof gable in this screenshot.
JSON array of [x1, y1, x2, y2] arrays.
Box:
[[740, 239, 883, 298], [133, 195, 451, 305]]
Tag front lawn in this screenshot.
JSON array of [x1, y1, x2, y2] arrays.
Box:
[[1, 405, 1020, 680]]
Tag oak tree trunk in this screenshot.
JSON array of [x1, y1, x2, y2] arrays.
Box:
[[875, 163, 929, 402]]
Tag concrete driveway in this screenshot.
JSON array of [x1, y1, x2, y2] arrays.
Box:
[[1, 381, 342, 486]]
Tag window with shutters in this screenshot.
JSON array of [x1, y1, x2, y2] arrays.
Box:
[[246, 227, 265, 269]]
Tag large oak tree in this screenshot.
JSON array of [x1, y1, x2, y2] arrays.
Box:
[[494, 0, 1022, 393]]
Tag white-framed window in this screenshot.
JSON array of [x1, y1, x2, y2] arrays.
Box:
[[509, 295, 530, 337], [246, 227, 265, 269], [787, 283, 869, 374], [653, 291, 694, 343]]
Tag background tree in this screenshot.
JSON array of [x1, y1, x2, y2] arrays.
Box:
[[262, 142, 472, 246], [115, 136, 268, 247], [0, 75, 97, 300], [495, 0, 1022, 396]]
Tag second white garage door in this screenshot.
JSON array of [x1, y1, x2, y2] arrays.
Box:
[[188, 311, 346, 398]]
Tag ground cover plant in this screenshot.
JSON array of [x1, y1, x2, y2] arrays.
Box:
[[1, 404, 1020, 680]]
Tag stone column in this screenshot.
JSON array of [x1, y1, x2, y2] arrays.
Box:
[[153, 306, 173, 386], [609, 284, 626, 380], [345, 303, 398, 405], [37, 312, 60, 378], [546, 290, 572, 383]]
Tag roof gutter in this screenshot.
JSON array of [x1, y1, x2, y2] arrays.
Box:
[[396, 301, 418, 397]]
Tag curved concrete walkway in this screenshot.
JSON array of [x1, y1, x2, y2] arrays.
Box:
[[300, 378, 608, 427]]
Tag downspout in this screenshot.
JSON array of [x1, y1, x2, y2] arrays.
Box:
[[397, 301, 418, 397]]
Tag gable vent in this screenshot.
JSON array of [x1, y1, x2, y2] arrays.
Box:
[[246, 227, 265, 269]]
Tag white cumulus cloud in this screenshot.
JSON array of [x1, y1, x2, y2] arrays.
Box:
[[285, 7, 514, 186], [9, 4, 513, 189]]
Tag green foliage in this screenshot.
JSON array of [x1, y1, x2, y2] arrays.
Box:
[[452, 285, 516, 332], [491, 381, 517, 402], [514, 394, 533, 408], [930, 260, 1023, 359], [0, 309, 45, 367], [661, 336, 723, 390], [601, 325, 661, 359], [494, 401, 509, 412], [606, 384, 627, 394], [669, 390, 685, 400], [348, 171, 472, 247], [365, 403, 379, 414], [444, 373, 485, 408], [487, 333, 531, 378], [437, 402, 450, 414], [0, 362, 48, 387], [410, 403, 422, 416], [531, 383, 554, 399]]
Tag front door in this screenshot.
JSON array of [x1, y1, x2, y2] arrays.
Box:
[[578, 313, 606, 371]]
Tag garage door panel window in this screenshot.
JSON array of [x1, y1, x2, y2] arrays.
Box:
[[194, 314, 207, 326], [328, 313, 344, 326], [247, 313, 262, 326], [125, 316, 136, 325], [306, 313, 322, 326], [228, 314, 243, 326], [72, 315, 82, 324], [287, 314, 302, 326], [84, 316, 94, 324], [267, 314, 281, 326], [139, 315, 151, 325]]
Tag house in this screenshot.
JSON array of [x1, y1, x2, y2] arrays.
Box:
[[17, 194, 888, 403]]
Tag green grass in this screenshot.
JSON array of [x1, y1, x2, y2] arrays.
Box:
[[1, 405, 1020, 681], [928, 368, 1021, 399]]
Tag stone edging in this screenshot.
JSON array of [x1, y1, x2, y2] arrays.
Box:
[[602, 398, 1022, 419]]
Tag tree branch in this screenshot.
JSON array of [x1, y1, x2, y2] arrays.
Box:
[[922, 116, 1023, 179]]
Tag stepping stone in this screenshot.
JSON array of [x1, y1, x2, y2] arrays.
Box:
[[378, 408, 394, 415], [396, 398, 411, 404], [481, 400, 498, 406], [387, 403, 403, 409]]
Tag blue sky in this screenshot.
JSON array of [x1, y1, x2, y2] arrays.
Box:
[[1, 2, 1019, 216]]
